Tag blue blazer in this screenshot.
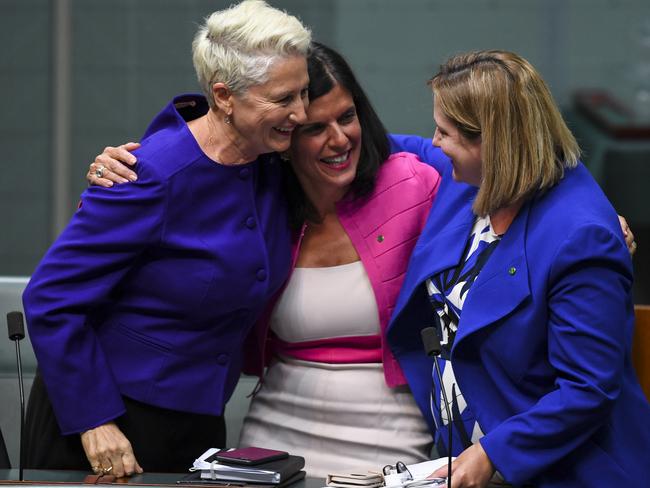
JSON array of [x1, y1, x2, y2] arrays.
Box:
[[23, 95, 291, 435], [388, 135, 650, 487]]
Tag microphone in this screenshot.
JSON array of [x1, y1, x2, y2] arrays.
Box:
[[7, 311, 24, 341], [421, 327, 452, 488], [7, 311, 26, 481]]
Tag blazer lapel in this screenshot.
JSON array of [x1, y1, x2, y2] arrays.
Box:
[[454, 200, 532, 348], [408, 186, 477, 286], [413, 218, 473, 280]]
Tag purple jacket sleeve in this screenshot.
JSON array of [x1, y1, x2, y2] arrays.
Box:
[[23, 162, 165, 434], [389, 133, 450, 174]]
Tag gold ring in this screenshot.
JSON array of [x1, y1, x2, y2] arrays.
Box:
[[95, 165, 106, 178]]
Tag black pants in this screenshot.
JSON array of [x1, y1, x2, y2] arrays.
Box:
[[25, 371, 226, 473]]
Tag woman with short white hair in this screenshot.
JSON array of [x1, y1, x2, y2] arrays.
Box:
[[23, 0, 310, 477]]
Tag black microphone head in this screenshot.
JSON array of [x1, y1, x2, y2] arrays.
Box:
[[7, 311, 25, 341], [421, 327, 441, 357]]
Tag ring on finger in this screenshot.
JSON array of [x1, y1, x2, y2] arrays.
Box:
[[95, 165, 106, 178], [102, 465, 113, 474]]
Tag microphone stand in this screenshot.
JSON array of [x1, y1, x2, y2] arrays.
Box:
[[7, 311, 26, 481], [421, 327, 452, 488]]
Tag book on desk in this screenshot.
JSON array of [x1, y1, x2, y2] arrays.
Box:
[[181, 448, 305, 486]]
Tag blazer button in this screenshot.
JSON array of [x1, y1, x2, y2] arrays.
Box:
[[256, 269, 267, 281], [245, 216, 257, 229], [216, 354, 229, 365], [239, 168, 251, 180]]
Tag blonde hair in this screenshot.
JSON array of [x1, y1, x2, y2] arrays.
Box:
[[192, 0, 311, 107], [429, 50, 580, 216]]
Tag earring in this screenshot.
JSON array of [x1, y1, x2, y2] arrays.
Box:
[[224, 114, 232, 125]]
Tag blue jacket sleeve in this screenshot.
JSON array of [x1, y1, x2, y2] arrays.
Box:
[[389, 133, 451, 174], [480, 223, 633, 484], [22, 162, 165, 434]]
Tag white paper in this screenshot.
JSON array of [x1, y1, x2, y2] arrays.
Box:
[[406, 457, 455, 480], [191, 448, 221, 471]]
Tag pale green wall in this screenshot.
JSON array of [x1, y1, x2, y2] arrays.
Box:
[[0, 0, 52, 276]]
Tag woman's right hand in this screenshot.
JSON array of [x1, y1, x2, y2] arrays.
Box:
[[87, 142, 141, 187], [80, 421, 143, 478]]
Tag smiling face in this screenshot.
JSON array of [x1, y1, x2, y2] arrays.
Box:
[[228, 55, 310, 157], [432, 95, 483, 187], [289, 83, 362, 203]]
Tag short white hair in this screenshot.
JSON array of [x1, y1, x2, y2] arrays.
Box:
[[192, 0, 311, 107]]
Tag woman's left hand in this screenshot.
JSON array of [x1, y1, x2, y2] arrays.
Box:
[[87, 142, 140, 188], [618, 215, 637, 256], [428, 442, 495, 488]]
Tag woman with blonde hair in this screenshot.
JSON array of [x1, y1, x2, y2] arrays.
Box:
[[389, 50, 650, 488], [24, 0, 310, 477]]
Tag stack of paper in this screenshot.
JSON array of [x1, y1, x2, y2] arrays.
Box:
[[406, 458, 453, 479]]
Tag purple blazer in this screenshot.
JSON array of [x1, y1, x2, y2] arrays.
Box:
[[23, 94, 292, 435]]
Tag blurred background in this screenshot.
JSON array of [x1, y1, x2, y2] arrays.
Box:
[[1, 0, 649, 301]]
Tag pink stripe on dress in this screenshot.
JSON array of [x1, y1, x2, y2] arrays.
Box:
[[269, 334, 382, 363]]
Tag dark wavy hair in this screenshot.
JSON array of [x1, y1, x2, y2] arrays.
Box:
[[284, 42, 390, 229]]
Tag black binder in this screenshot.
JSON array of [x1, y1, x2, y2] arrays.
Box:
[[180, 454, 305, 485], [178, 469, 306, 487]]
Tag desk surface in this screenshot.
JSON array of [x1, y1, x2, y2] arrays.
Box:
[[0, 470, 324, 488]]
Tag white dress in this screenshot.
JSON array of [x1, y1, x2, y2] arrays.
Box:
[[239, 261, 432, 479]]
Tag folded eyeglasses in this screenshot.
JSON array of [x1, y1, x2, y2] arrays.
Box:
[[382, 462, 445, 488]]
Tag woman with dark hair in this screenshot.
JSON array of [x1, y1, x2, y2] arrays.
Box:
[[280, 42, 391, 229], [238, 42, 439, 475], [86, 42, 442, 476]]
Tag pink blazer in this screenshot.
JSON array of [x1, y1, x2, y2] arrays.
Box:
[[242, 151, 440, 387]]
